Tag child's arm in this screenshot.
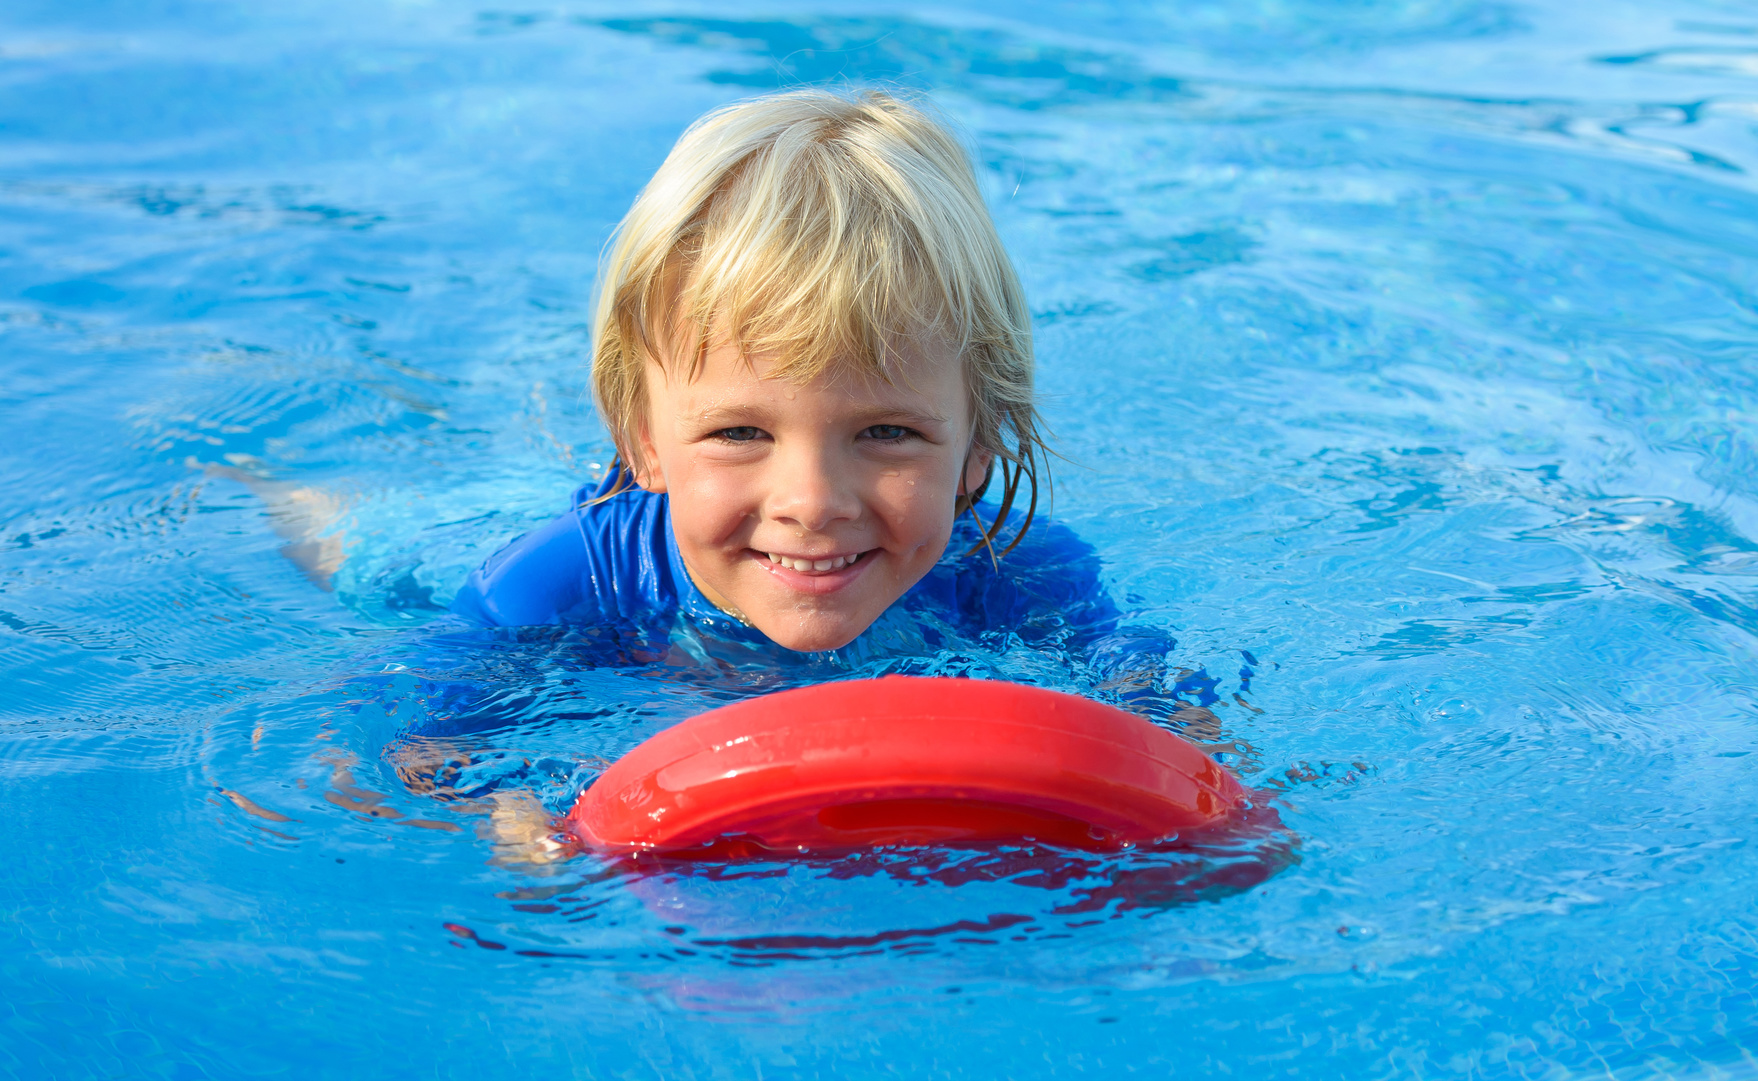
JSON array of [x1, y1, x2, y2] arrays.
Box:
[[449, 508, 594, 627]]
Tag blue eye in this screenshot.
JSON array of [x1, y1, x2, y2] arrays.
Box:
[[863, 424, 912, 442], [716, 426, 763, 442]]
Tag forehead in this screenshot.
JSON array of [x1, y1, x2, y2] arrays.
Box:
[[650, 336, 966, 412]]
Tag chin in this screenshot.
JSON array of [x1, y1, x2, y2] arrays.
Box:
[[756, 613, 867, 653]]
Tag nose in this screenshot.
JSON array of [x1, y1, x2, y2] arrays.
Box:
[[766, 443, 862, 533]]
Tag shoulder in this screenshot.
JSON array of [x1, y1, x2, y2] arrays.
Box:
[[920, 504, 1118, 640], [567, 482, 669, 559], [449, 485, 679, 627]]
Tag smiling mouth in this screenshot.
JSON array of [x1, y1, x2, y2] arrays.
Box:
[[760, 550, 868, 574]]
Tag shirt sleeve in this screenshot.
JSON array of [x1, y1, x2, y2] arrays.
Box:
[[448, 486, 681, 628], [948, 512, 1123, 646], [448, 509, 592, 627]]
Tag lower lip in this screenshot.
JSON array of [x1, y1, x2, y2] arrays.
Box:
[[752, 550, 877, 595]]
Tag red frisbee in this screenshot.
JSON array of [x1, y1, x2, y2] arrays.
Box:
[[564, 676, 1247, 857]]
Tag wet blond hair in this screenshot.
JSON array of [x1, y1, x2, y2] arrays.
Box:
[[590, 88, 1045, 554]]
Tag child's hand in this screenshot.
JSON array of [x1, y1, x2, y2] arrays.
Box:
[[482, 791, 570, 870]]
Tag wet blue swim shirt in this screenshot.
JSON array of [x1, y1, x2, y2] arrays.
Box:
[[450, 472, 1122, 653]]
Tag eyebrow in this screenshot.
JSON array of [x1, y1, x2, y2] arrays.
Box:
[[849, 405, 951, 426], [687, 406, 770, 427], [687, 405, 952, 427]]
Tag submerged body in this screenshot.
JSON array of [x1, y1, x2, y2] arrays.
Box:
[[433, 480, 1247, 867], [446, 474, 1216, 733]]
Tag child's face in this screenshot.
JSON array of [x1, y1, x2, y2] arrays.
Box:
[[633, 335, 990, 652]]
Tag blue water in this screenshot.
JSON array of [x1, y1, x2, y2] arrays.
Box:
[[7, 0, 1758, 1076]]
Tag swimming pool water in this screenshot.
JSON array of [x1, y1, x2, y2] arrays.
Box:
[[6, 0, 1758, 1077]]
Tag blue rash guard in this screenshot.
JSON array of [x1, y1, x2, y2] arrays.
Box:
[[452, 471, 1120, 655], [450, 476, 737, 635], [435, 475, 1225, 732]]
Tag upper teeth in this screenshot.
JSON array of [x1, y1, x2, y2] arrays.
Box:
[[767, 552, 861, 572]]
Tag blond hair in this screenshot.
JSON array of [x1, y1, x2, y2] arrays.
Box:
[[591, 88, 1044, 553]]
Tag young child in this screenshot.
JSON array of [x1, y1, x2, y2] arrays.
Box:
[[451, 89, 1087, 657], [211, 90, 1242, 865]]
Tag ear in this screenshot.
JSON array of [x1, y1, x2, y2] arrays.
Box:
[[628, 425, 668, 495], [960, 447, 994, 497]]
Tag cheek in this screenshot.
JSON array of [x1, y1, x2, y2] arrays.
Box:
[[667, 466, 759, 546], [871, 464, 960, 538]]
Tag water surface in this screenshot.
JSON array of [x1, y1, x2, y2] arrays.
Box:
[[5, 1, 1758, 1077]]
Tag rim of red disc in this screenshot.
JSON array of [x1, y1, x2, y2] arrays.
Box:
[[565, 675, 1246, 857]]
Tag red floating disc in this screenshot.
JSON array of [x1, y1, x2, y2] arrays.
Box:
[[564, 676, 1248, 857]]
